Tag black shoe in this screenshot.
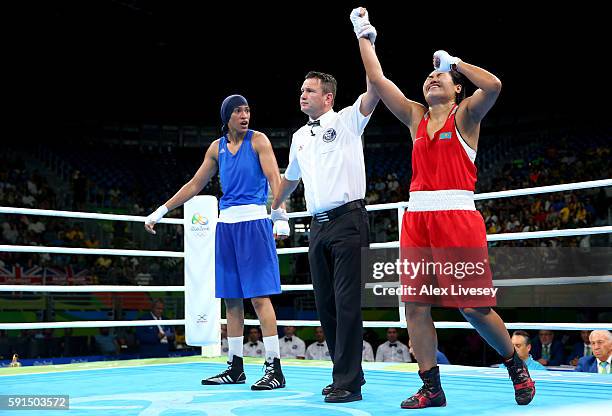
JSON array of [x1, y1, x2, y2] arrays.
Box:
[[401, 366, 446, 409], [324, 388, 362, 403], [202, 355, 246, 385], [504, 351, 536, 405], [321, 377, 366, 395], [251, 357, 286, 390]]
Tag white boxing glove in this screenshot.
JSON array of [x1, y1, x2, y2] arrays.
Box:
[[271, 207, 289, 223], [433, 50, 461, 72], [273, 220, 290, 238], [358, 23, 377, 46], [350, 7, 370, 38], [145, 205, 168, 234]]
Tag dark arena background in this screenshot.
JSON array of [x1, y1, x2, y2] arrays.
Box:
[[1, 2, 610, 415]]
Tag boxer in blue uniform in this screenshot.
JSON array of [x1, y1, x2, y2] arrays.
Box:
[[145, 94, 290, 390]]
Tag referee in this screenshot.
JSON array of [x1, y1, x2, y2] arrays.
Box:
[[272, 71, 378, 403]]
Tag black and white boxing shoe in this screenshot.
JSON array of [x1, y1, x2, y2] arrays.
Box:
[[201, 355, 246, 385], [251, 357, 286, 390]]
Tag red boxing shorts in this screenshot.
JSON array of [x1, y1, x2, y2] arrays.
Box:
[[399, 208, 496, 308]]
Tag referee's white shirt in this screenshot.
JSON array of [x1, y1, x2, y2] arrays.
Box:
[[243, 340, 265, 358], [284, 95, 372, 214], [279, 335, 306, 359], [305, 340, 331, 360], [375, 340, 412, 363]]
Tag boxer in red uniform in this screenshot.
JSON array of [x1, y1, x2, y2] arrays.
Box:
[[350, 7, 535, 409]]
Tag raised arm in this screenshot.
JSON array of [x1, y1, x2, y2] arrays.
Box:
[[351, 8, 426, 138], [359, 76, 380, 117], [455, 60, 502, 124], [144, 140, 219, 234], [433, 50, 502, 147]]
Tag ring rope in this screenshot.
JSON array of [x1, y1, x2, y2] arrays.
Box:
[[3, 275, 611, 294], [0, 320, 610, 331], [1, 225, 610, 258], [1, 179, 610, 222]]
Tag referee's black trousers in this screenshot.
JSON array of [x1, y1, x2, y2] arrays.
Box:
[[308, 204, 369, 393]]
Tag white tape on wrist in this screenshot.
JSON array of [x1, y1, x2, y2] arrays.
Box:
[[146, 205, 168, 224]]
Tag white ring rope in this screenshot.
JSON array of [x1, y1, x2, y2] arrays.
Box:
[[364, 275, 612, 289], [0, 320, 186, 330], [286, 179, 612, 216], [3, 275, 611, 294], [1, 179, 610, 222], [0, 207, 183, 224], [2, 225, 609, 258], [0, 245, 184, 258], [474, 179, 612, 201], [368, 226, 612, 250], [0, 320, 609, 331], [0, 285, 186, 292]]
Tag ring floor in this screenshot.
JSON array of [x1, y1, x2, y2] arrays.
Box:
[[2, 356, 611, 415]]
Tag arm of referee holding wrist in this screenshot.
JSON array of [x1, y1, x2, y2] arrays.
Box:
[[144, 140, 219, 235], [271, 178, 299, 212]]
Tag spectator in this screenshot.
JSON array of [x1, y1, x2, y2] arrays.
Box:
[[531, 330, 565, 366], [174, 327, 188, 350], [72, 170, 87, 211], [243, 327, 265, 358], [362, 339, 374, 362], [59, 328, 89, 357], [575, 330, 612, 374], [135, 299, 175, 358], [568, 330, 593, 366], [116, 330, 138, 354], [95, 327, 118, 355], [408, 339, 449, 365], [305, 327, 331, 361], [279, 326, 305, 359], [499, 331, 546, 371], [375, 328, 411, 363], [2, 223, 18, 244]]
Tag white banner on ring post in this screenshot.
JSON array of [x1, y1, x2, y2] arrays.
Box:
[[183, 196, 220, 356]]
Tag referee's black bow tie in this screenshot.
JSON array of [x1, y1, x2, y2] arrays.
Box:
[[317, 343, 325, 347], [250, 343, 258, 347], [389, 343, 397, 347], [307, 120, 320, 136], [284, 337, 292, 342]]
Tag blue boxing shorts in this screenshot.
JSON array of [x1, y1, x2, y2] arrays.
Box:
[[215, 218, 281, 299]]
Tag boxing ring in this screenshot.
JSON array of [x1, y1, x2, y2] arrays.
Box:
[[1, 179, 612, 415]]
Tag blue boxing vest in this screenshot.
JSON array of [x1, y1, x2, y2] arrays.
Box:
[[218, 130, 268, 210]]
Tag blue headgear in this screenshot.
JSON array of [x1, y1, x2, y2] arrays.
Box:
[[220, 94, 248, 134]]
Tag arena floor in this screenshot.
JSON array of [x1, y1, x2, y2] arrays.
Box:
[[2, 356, 611, 415]]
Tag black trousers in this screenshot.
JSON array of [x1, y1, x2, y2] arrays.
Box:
[[308, 204, 369, 392]]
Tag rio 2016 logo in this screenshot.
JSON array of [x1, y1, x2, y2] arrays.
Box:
[[191, 213, 210, 238], [192, 214, 208, 225]]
